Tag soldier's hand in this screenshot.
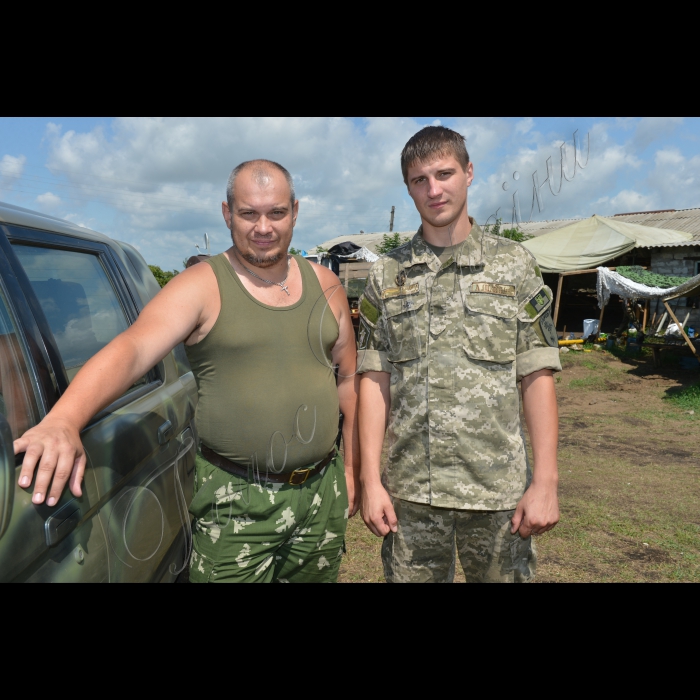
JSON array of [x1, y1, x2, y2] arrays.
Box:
[[14, 417, 87, 507], [361, 482, 398, 537], [511, 482, 559, 539]]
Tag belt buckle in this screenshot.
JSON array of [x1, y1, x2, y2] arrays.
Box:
[[288, 468, 312, 485]]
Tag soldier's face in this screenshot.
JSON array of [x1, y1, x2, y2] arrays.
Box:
[[406, 155, 474, 228], [222, 169, 298, 268]]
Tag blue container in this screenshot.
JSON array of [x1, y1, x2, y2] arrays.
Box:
[[606, 337, 615, 349]]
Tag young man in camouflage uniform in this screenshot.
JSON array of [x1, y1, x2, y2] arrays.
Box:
[[358, 126, 561, 583]]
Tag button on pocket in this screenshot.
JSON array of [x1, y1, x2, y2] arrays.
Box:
[[463, 294, 518, 363]]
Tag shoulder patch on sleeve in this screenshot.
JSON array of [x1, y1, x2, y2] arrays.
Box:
[[360, 296, 379, 325], [539, 310, 558, 347], [524, 287, 552, 319]]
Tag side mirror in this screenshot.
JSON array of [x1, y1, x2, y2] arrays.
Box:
[[0, 413, 14, 539]]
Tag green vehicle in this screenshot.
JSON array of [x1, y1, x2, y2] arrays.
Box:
[[0, 201, 197, 582]]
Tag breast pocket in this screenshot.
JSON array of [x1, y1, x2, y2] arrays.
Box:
[[382, 292, 427, 363], [463, 294, 518, 363]]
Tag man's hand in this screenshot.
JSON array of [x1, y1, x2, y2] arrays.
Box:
[[511, 482, 559, 538], [361, 482, 398, 537], [14, 418, 87, 506]]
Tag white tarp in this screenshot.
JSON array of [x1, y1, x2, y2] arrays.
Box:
[[596, 266, 700, 308], [523, 215, 692, 273], [316, 246, 379, 264]]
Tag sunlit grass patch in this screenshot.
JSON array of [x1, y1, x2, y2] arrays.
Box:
[[664, 383, 700, 412]]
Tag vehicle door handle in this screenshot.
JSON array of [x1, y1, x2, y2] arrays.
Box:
[[45, 499, 81, 547], [157, 420, 174, 445]]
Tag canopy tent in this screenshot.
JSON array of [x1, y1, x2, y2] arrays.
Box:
[[596, 267, 700, 362], [522, 215, 692, 273], [597, 268, 700, 308]]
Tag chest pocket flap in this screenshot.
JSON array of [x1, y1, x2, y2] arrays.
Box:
[[464, 293, 518, 363], [382, 288, 426, 363]]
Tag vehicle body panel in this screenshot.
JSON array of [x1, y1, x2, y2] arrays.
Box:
[[0, 201, 197, 582]]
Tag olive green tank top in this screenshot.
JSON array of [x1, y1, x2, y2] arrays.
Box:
[[185, 254, 340, 472]]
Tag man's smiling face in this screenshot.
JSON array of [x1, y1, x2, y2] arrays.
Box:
[[406, 155, 474, 229], [222, 166, 298, 268]]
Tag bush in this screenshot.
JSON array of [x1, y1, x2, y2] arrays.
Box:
[[148, 265, 178, 288], [376, 233, 411, 255], [484, 218, 532, 242]]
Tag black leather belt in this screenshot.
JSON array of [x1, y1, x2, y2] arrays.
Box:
[[200, 445, 336, 485]]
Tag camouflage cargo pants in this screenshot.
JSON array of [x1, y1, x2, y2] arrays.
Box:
[[188, 451, 348, 582], [382, 498, 536, 583]]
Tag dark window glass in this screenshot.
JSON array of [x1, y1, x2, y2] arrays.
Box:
[[0, 285, 40, 440], [12, 246, 146, 392]]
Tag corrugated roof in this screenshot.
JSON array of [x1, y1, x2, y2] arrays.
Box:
[[308, 231, 414, 254], [309, 208, 700, 253]]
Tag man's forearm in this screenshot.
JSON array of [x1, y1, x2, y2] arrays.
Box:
[[45, 332, 155, 430], [521, 369, 559, 485], [338, 373, 360, 470], [358, 372, 391, 485]]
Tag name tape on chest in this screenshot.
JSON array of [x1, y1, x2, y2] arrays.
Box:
[[470, 282, 516, 297], [381, 283, 420, 300]]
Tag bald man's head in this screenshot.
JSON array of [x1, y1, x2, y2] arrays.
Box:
[[226, 159, 296, 209]]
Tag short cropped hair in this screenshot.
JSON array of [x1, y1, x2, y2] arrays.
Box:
[[226, 159, 296, 208], [400, 126, 470, 185]]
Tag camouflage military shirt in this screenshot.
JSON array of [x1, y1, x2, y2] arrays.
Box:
[[357, 219, 561, 511]]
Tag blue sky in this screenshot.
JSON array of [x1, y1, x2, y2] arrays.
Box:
[[1, 117, 698, 271]]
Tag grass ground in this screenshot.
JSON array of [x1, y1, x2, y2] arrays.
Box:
[[338, 345, 700, 583]]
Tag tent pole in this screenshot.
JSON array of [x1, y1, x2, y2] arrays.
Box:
[[643, 299, 649, 331], [598, 301, 606, 334], [553, 274, 563, 329], [663, 300, 698, 358]]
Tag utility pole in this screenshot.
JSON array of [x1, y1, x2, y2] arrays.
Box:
[[389, 206, 395, 232]]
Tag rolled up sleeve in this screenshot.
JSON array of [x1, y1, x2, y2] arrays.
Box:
[[357, 268, 392, 374], [515, 260, 562, 381]]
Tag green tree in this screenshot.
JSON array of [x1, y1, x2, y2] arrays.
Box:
[[376, 232, 411, 255], [149, 265, 179, 288], [484, 218, 532, 243], [289, 247, 302, 255]]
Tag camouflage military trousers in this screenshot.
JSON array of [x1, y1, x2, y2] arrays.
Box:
[[382, 499, 536, 583], [188, 451, 348, 583]]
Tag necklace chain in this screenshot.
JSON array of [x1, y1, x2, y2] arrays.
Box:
[[234, 250, 292, 295]]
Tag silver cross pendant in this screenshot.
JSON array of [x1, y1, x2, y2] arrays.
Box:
[[280, 284, 290, 296]]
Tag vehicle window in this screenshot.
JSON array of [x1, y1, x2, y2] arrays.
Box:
[[12, 246, 145, 387], [0, 285, 40, 440]]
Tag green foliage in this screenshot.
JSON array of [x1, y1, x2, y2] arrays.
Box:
[[376, 232, 411, 255], [484, 218, 532, 242], [664, 383, 700, 411], [148, 265, 178, 288], [314, 245, 329, 253], [617, 265, 690, 289], [289, 247, 302, 256]]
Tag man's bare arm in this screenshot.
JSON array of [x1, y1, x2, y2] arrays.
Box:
[[313, 265, 361, 517], [13, 263, 215, 506], [511, 369, 559, 538], [359, 371, 397, 537]]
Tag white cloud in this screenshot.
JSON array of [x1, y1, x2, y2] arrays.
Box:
[[36, 191, 62, 208], [515, 117, 534, 135], [0, 154, 26, 188], [29, 117, 700, 270]]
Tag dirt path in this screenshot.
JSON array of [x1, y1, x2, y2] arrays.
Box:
[[339, 348, 700, 583]]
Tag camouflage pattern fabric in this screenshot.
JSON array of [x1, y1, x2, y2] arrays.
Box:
[[382, 498, 536, 583], [358, 220, 561, 511], [188, 451, 348, 582]]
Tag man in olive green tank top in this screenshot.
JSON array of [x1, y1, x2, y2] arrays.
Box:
[[17, 159, 360, 583]]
